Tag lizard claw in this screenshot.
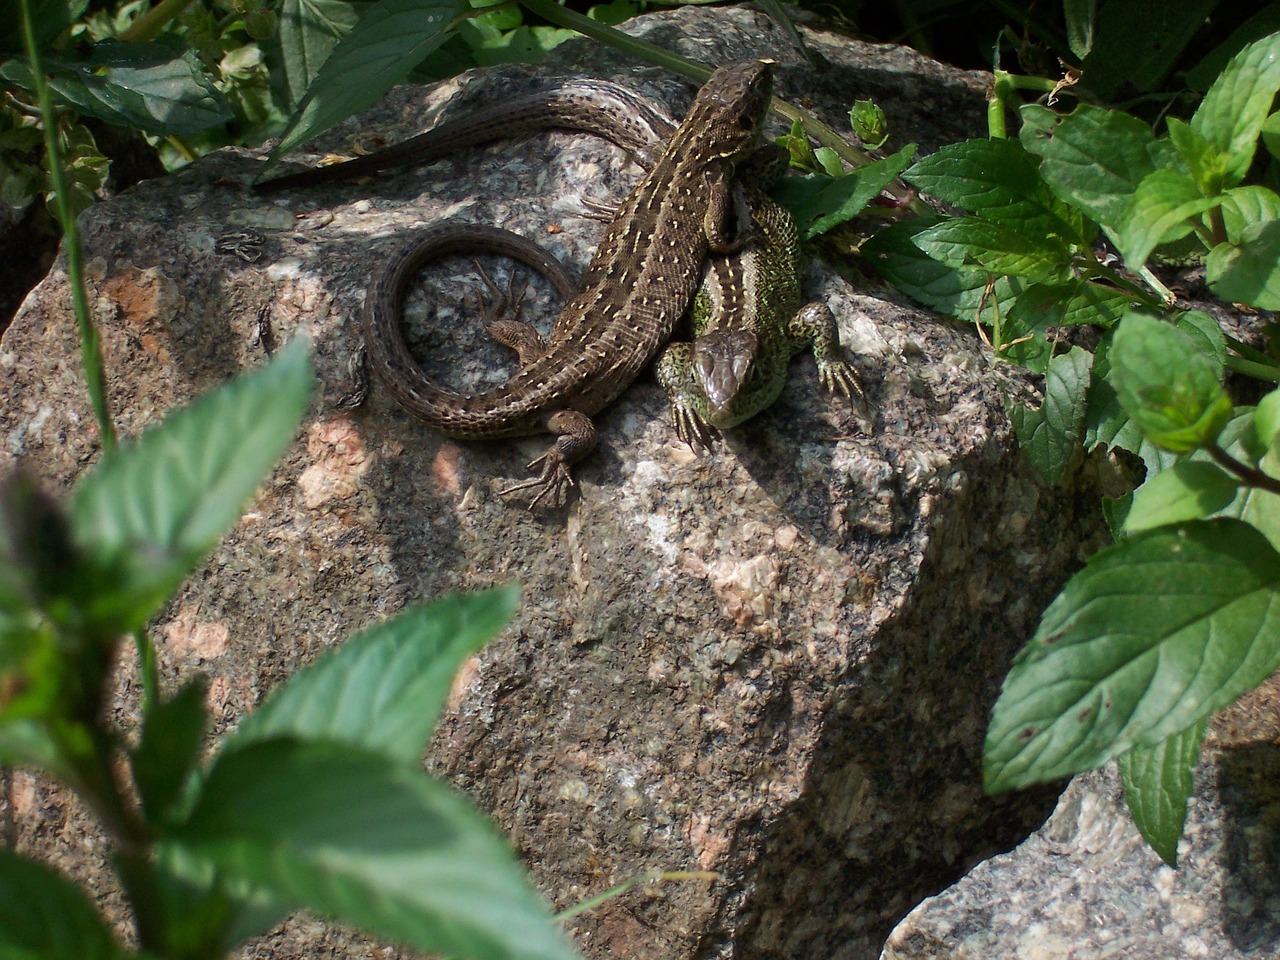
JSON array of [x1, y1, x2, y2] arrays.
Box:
[[818, 360, 873, 419], [500, 449, 575, 509], [670, 400, 719, 453]]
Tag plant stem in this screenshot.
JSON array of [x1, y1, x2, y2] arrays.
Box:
[[19, 0, 117, 452], [118, 0, 197, 43], [1225, 354, 1280, 383], [515, 0, 927, 211], [1208, 443, 1280, 496]]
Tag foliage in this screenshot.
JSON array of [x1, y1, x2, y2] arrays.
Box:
[[848, 29, 1280, 867], [0, 335, 574, 960]]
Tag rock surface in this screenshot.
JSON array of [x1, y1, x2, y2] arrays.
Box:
[[882, 676, 1280, 960], [2, 6, 1105, 960]]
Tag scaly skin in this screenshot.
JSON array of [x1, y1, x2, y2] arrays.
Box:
[[358, 62, 774, 507]]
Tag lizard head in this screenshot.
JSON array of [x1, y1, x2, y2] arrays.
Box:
[[683, 60, 774, 163], [692, 330, 760, 424]]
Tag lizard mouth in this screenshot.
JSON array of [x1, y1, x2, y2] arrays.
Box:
[[693, 330, 760, 421]]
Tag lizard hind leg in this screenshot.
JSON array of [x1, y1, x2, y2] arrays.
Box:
[[500, 408, 597, 509], [471, 259, 550, 368]]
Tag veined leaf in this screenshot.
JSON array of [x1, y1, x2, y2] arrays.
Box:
[[1219, 185, 1280, 244], [177, 739, 577, 960], [912, 217, 1075, 284], [223, 585, 519, 764], [1013, 346, 1091, 484], [985, 518, 1280, 791], [272, 0, 368, 109], [1191, 31, 1280, 185], [774, 145, 916, 238], [265, 0, 466, 169], [70, 339, 312, 633], [1020, 103, 1177, 231], [1109, 313, 1231, 453], [1117, 718, 1206, 866], [1206, 219, 1280, 310], [1116, 169, 1220, 269], [1123, 460, 1240, 533]]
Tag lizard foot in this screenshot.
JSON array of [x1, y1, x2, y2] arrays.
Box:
[[818, 360, 873, 419], [670, 400, 719, 452], [500, 449, 575, 510]]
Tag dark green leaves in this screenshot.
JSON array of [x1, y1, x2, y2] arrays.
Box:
[[225, 586, 520, 764], [1014, 346, 1091, 484], [1117, 717, 1205, 866], [0, 849, 127, 960], [985, 519, 1280, 792], [175, 738, 576, 960], [773, 145, 915, 238], [265, 0, 466, 167], [70, 339, 312, 633], [1108, 313, 1232, 453]]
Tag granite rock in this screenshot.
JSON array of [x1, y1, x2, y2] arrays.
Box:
[[2, 6, 1105, 959]]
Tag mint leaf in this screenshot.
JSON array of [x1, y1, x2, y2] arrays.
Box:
[[1083, 331, 1178, 476], [177, 739, 577, 960], [0, 849, 126, 960], [1206, 219, 1280, 309], [1116, 169, 1220, 268], [905, 137, 1089, 242], [1257, 387, 1280, 451], [132, 679, 208, 825], [1109, 312, 1232, 452], [1173, 310, 1227, 376], [1166, 117, 1228, 194], [773, 145, 915, 238], [912, 217, 1074, 284], [985, 518, 1280, 792], [265, 0, 465, 169], [273, 0, 366, 108], [71, 339, 312, 633], [1123, 460, 1239, 533], [1191, 32, 1280, 185], [862, 219, 1022, 319], [1020, 103, 1177, 230], [1013, 346, 1091, 483], [1219, 185, 1280, 243], [224, 586, 519, 764], [1117, 718, 1206, 866]]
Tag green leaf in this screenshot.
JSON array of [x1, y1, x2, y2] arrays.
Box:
[[772, 145, 915, 238], [1173, 309, 1227, 376], [912, 218, 1074, 284], [1116, 169, 1220, 268], [266, 0, 465, 168], [177, 739, 577, 960], [1082, 330, 1178, 476], [985, 518, 1280, 792], [2, 44, 233, 136], [1190, 32, 1280, 185], [1108, 312, 1232, 452], [1123, 460, 1240, 533], [1013, 346, 1092, 484], [861, 219, 1022, 320], [0, 848, 126, 960], [133, 679, 208, 824], [1117, 717, 1206, 866], [904, 137, 1088, 242], [1077, 0, 1218, 98], [1020, 103, 1176, 231], [1063, 0, 1096, 59], [1166, 117, 1228, 194], [1264, 110, 1280, 158], [224, 585, 518, 764], [1219, 185, 1280, 244], [1257, 388, 1280, 451], [272, 0, 367, 109], [70, 339, 312, 633], [1206, 218, 1280, 309]]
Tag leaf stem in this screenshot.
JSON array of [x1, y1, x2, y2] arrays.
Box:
[[118, 0, 197, 43], [1207, 443, 1280, 495], [1225, 354, 1280, 383], [19, 0, 116, 451]]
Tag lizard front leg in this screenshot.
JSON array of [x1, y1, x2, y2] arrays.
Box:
[[788, 302, 872, 417]]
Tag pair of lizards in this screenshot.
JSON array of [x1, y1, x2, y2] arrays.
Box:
[[255, 61, 868, 507]]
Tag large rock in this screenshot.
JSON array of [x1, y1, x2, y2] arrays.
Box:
[[882, 676, 1280, 959], [1, 6, 1101, 959]]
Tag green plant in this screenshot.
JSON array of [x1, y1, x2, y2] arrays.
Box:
[[851, 31, 1280, 865], [0, 338, 577, 960]]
